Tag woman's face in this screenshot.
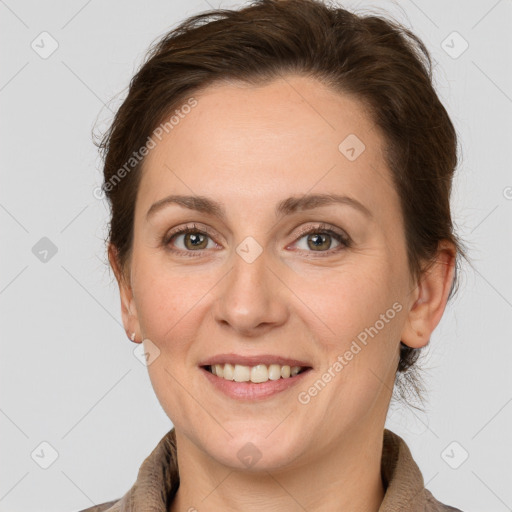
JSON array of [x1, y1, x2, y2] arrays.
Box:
[[121, 75, 418, 469]]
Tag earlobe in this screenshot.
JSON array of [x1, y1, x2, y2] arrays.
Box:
[[108, 243, 141, 342], [400, 241, 456, 350]]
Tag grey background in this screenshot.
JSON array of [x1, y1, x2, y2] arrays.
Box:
[[1, 0, 511, 511]]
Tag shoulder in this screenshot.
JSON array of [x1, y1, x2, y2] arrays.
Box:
[[74, 498, 121, 512], [425, 489, 464, 511]]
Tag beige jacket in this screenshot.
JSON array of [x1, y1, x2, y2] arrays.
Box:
[[77, 428, 463, 512]]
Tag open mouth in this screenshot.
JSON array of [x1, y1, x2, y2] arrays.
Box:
[[202, 363, 311, 384]]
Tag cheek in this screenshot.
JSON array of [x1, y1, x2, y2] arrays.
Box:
[[138, 269, 207, 426], [137, 275, 199, 351], [295, 269, 402, 435], [289, 260, 403, 346], [289, 261, 403, 404]]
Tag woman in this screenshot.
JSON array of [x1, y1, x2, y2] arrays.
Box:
[[83, 0, 469, 510]]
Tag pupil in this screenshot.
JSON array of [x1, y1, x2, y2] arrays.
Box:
[[187, 233, 205, 248], [309, 233, 328, 250]]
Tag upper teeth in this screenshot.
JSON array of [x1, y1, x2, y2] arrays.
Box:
[[210, 363, 305, 383]]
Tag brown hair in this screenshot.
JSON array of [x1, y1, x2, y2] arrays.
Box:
[[95, 0, 469, 409]]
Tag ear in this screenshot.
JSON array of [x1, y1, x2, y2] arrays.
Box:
[[400, 240, 456, 349], [108, 243, 142, 343]]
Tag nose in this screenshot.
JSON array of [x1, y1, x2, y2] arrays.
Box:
[[212, 247, 289, 336]]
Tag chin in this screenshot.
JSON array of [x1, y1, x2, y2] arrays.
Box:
[[205, 431, 305, 472]]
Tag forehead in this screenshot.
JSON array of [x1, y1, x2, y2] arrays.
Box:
[[137, 75, 396, 221]]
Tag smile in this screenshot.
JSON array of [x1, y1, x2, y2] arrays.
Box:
[[205, 363, 310, 383]]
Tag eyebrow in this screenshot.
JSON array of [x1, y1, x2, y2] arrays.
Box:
[[146, 193, 373, 221]]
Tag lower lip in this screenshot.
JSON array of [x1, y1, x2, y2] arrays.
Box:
[[200, 366, 312, 401]]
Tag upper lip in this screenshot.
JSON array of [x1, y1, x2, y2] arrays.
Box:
[[199, 353, 312, 368]]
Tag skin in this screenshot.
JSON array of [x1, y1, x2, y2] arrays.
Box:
[[109, 74, 455, 512]]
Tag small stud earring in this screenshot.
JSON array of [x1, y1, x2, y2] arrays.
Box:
[[130, 332, 136, 342]]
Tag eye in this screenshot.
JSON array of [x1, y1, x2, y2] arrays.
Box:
[[163, 223, 218, 256], [291, 223, 350, 255], [163, 222, 351, 257]]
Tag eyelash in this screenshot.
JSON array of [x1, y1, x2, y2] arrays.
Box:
[[162, 222, 351, 258]]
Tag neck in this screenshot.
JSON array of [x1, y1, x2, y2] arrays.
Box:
[[170, 423, 386, 512]]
